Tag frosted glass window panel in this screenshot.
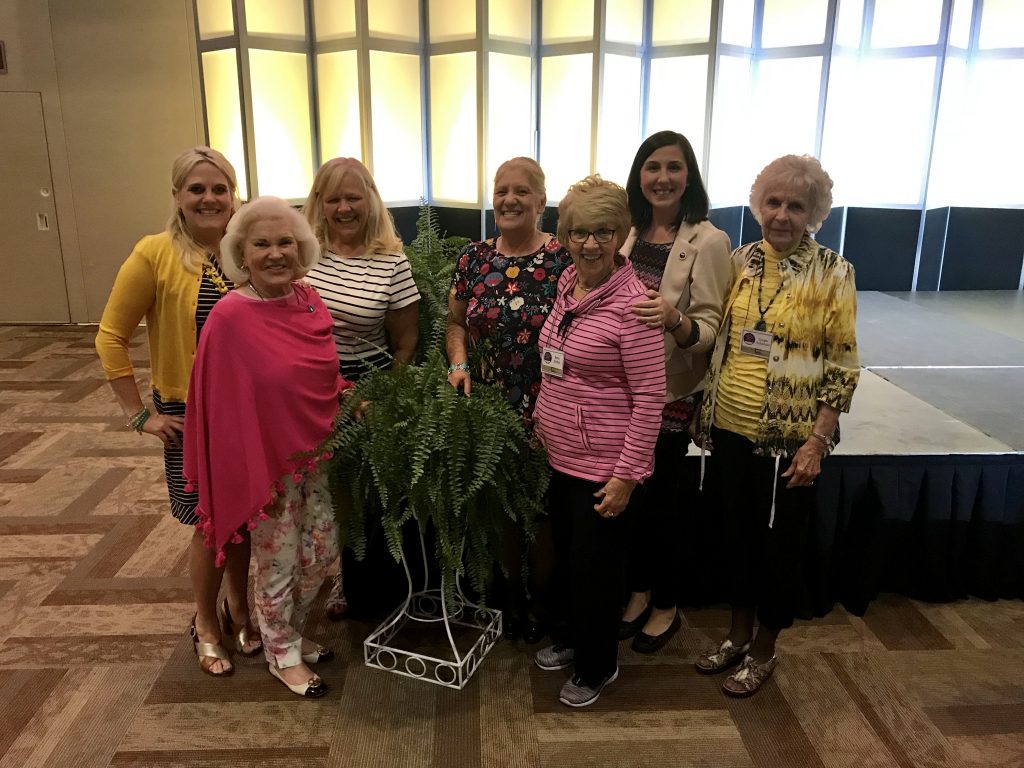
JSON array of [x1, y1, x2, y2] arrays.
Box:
[[834, 0, 863, 48], [821, 55, 937, 206], [751, 57, 821, 164], [926, 56, 965, 208], [597, 55, 642, 187], [369, 51, 424, 201], [605, 0, 643, 45], [248, 50, 315, 199], [368, 0, 421, 42], [646, 55, 709, 168], [721, 0, 755, 47], [707, 54, 754, 205], [948, 0, 972, 48], [543, 0, 594, 44], [314, 0, 356, 41], [489, 0, 532, 43], [430, 53, 479, 203], [870, 0, 942, 47], [245, 0, 306, 40], [540, 54, 593, 199], [761, 0, 827, 48], [979, 0, 1024, 48], [929, 58, 1024, 207], [197, 0, 234, 39], [652, 0, 712, 45], [429, 0, 477, 43], [202, 50, 247, 198], [317, 51, 362, 163], [486, 53, 533, 189]]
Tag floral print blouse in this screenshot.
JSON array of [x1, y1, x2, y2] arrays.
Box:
[[451, 237, 570, 422]]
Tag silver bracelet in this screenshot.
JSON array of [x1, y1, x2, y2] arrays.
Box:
[[810, 431, 835, 454]]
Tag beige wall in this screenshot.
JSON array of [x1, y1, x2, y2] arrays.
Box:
[[0, 0, 204, 322]]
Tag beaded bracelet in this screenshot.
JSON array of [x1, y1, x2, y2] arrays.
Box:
[[126, 405, 151, 433], [447, 362, 470, 375]]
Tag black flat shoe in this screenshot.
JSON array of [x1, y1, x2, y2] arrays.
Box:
[[631, 611, 681, 654], [617, 605, 651, 640], [503, 614, 521, 640], [522, 618, 546, 644]]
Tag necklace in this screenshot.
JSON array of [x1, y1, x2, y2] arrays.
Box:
[[576, 265, 616, 295], [203, 255, 230, 296], [247, 282, 266, 301], [754, 263, 784, 332]]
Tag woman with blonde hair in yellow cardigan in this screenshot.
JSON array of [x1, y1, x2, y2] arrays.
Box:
[[693, 154, 859, 697], [95, 146, 259, 677]]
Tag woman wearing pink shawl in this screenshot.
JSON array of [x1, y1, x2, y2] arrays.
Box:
[[184, 196, 352, 698]]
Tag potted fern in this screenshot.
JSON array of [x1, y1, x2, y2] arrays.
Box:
[[317, 207, 549, 626]]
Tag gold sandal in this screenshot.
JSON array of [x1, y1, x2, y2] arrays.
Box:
[[190, 616, 233, 677], [220, 598, 263, 657]]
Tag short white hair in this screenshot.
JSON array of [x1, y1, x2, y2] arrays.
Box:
[[220, 196, 320, 285], [749, 155, 834, 234]]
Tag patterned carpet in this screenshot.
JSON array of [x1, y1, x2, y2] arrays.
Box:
[[1, 323, 1023, 768]]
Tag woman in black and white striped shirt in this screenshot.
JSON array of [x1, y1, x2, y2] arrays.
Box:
[[303, 157, 421, 618]]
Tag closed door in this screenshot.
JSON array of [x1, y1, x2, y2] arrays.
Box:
[[0, 92, 70, 322]]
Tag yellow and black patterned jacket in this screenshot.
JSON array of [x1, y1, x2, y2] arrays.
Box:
[[697, 233, 860, 457]]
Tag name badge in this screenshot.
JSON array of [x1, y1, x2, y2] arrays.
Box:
[[739, 327, 772, 359], [541, 348, 565, 377]]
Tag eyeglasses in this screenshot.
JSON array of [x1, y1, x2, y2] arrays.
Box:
[[568, 228, 616, 244]]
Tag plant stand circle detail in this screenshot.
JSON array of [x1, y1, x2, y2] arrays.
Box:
[[363, 531, 502, 690]]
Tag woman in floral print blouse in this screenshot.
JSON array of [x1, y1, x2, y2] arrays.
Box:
[[446, 157, 570, 640]]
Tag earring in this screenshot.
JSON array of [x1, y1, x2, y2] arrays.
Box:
[[240, 263, 249, 272]]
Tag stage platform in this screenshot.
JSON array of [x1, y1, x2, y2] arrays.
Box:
[[846, 290, 1024, 454]]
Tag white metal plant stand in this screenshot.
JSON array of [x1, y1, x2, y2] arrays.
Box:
[[363, 533, 502, 689]]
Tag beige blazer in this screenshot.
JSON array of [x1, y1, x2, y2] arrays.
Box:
[[622, 220, 733, 402]]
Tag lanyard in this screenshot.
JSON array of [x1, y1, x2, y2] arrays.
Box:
[[754, 264, 784, 332]]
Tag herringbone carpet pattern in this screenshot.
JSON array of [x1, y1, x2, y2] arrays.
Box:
[[1, 324, 1022, 768]]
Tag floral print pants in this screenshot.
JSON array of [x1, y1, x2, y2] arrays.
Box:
[[251, 472, 338, 669]]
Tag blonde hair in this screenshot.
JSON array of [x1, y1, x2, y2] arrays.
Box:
[[302, 157, 403, 256], [166, 146, 240, 272], [556, 175, 631, 246], [220, 196, 321, 286], [749, 154, 834, 233]]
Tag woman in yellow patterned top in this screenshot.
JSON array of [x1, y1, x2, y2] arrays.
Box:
[[693, 155, 859, 697]]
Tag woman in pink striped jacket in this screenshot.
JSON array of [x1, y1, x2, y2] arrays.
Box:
[[531, 175, 666, 708]]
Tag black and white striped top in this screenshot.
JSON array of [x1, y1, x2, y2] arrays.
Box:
[[306, 250, 420, 381]]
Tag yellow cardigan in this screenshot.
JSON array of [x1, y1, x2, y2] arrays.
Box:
[[95, 232, 205, 402]]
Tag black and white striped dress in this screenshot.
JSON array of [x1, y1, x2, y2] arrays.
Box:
[[153, 262, 232, 524], [305, 250, 420, 381]]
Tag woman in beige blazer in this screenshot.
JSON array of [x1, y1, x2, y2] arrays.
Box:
[[619, 130, 733, 653]]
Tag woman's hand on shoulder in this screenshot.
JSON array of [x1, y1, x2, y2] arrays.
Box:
[[631, 289, 675, 330], [141, 414, 184, 448], [593, 476, 636, 518]]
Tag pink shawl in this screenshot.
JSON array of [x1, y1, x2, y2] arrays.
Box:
[[183, 285, 350, 564]]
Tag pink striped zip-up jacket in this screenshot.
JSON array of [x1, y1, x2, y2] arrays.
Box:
[[532, 261, 666, 484]]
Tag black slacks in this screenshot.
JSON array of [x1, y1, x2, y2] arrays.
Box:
[[708, 426, 814, 631], [548, 469, 641, 684]]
